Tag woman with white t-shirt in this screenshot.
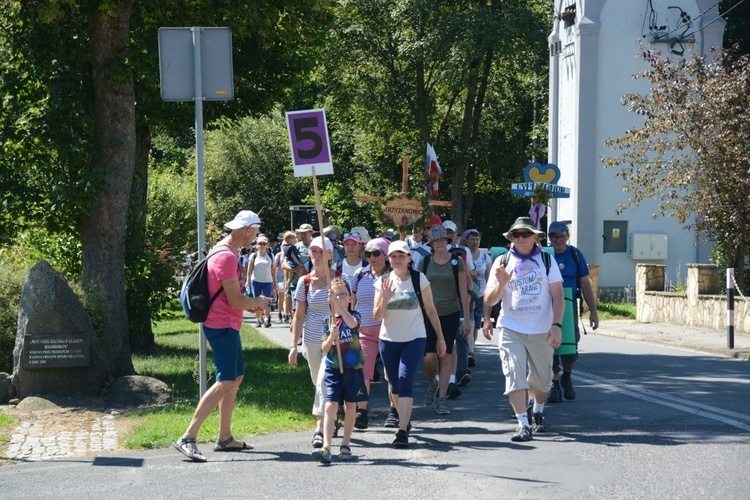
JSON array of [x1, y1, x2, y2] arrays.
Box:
[[245, 235, 275, 328], [373, 240, 445, 449]]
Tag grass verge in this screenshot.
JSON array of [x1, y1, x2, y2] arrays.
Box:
[[593, 302, 636, 320], [124, 311, 313, 450], [0, 412, 18, 464]]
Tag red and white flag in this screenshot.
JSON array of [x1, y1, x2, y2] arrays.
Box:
[[425, 142, 442, 197]]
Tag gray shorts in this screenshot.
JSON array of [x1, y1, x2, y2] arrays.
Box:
[[499, 327, 553, 394]]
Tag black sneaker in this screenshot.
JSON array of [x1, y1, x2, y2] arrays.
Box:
[[468, 353, 476, 367], [458, 372, 472, 387], [447, 382, 461, 399], [532, 412, 547, 433], [392, 429, 409, 448], [354, 409, 369, 429], [384, 407, 399, 428], [562, 377, 576, 400], [511, 424, 533, 442], [547, 386, 563, 404], [264, 319, 271, 328]]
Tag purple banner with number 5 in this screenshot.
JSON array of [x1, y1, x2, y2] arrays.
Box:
[[285, 109, 334, 177]]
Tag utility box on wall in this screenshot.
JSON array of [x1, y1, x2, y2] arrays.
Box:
[[630, 233, 668, 260]]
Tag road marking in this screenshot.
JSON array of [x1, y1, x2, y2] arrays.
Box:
[[576, 370, 750, 432]]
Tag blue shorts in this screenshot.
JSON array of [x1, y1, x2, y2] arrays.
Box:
[[252, 280, 273, 298], [202, 326, 245, 381], [322, 366, 368, 403]]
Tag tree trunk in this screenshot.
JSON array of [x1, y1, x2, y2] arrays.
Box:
[[80, 0, 136, 375], [451, 58, 481, 230], [126, 123, 154, 349]]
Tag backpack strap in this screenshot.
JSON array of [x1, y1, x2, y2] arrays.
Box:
[[353, 266, 368, 289], [409, 268, 428, 321], [303, 273, 312, 300], [540, 250, 551, 275], [498, 250, 550, 275], [206, 245, 234, 305]]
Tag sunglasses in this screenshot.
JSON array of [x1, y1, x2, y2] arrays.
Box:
[[334, 292, 350, 299], [257, 242, 267, 246], [511, 231, 535, 239], [343, 232, 360, 239], [364, 250, 383, 258]]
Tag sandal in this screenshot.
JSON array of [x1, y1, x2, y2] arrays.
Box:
[[339, 445, 353, 461], [213, 435, 253, 452], [173, 437, 207, 462], [312, 430, 324, 448], [311, 446, 331, 464]]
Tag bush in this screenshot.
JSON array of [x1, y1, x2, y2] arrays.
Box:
[[0, 248, 32, 373]]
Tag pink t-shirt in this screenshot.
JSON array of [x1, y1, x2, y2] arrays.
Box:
[[203, 247, 243, 331]]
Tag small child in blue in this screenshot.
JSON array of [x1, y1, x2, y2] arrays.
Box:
[[311, 277, 368, 465]]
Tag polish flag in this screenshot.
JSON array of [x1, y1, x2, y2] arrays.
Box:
[[425, 142, 442, 197]]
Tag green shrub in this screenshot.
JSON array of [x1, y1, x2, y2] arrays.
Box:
[[0, 248, 32, 373]]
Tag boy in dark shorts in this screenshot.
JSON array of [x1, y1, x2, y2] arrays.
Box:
[[311, 277, 368, 464]]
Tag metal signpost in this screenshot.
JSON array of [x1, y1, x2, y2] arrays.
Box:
[[158, 27, 234, 396]]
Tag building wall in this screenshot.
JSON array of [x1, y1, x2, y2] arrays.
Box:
[[549, 0, 724, 289]]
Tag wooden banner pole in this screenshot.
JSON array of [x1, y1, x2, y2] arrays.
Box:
[[311, 166, 344, 373]]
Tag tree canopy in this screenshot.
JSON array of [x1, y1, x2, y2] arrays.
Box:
[[602, 48, 750, 285]]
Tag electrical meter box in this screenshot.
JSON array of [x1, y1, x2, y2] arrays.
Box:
[[630, 233, 668, 260]]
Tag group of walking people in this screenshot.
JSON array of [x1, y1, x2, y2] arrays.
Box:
[[173, 210, 599, 464]]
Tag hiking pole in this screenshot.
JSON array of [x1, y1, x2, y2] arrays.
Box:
[[312, 166, 344, 373]]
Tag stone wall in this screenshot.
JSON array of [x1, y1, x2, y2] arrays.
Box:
[[636, 264, 750, 333]]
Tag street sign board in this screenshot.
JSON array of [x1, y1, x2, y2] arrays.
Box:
[[511, 182, 571, 198], [158, 27, 234, 101]]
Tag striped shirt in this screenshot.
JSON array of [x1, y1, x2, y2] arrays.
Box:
[[351, 265, 380, 328], [295, 274, 351, 344]]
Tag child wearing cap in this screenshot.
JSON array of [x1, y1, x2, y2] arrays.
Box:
[[310, 277, 367, 464]]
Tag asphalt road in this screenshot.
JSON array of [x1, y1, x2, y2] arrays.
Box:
[[1, 330, 749, 499]]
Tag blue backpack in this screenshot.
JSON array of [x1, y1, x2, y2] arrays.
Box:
[[180, 245, 232, 323]]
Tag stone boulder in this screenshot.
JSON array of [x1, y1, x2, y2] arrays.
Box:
[[13, 261, 114, 398], [0, 372, 13, 404], [107, 375, 172, 407]]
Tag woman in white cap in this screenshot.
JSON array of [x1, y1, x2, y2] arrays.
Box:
[[288, 236, 349, 448], [245, 234, 275, 328], [374, 240, 445, 448]]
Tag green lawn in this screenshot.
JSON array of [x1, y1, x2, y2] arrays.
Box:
[[124, 311, 314, 450]]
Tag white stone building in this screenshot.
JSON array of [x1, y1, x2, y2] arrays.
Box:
[[547, 0, 725, 291]]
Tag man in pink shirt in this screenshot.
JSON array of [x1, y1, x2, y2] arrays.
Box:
[[174, 210, 271, 462]]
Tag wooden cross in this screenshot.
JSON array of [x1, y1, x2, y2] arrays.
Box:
[[356, 156, 451, 240]]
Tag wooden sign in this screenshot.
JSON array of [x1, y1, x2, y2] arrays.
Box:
[[383, 197, 425, 226]]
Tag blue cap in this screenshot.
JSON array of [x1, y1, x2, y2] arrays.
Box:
[[548, 221, 569, 235]]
